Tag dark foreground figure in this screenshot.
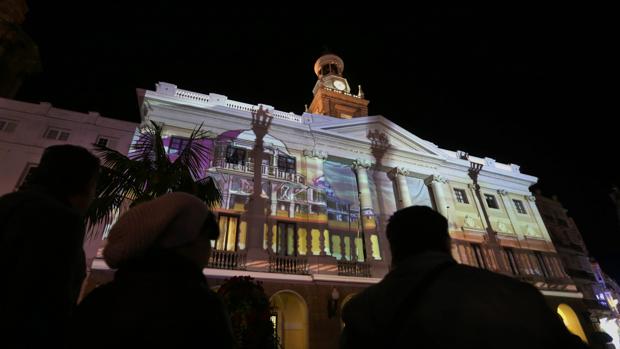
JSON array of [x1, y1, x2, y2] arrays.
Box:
[[341, 206, 589, 349], [0, 145, 99, 348], [73, 192, 234, 348]]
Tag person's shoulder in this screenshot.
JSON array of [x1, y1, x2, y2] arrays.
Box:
[[447, 264, 543, 295], [341, 278, 386, 316], [1, 189, 76, 217]]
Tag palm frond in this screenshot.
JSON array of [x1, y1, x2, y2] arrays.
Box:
[[194, 176, 222, 208], [173, 122, 213, 180], [85, 122, 221, 239]]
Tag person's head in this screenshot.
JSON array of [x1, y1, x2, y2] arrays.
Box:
[[24, 145, 100, 213], [103, 192, 220, 269], [386, 206, 451, 266]]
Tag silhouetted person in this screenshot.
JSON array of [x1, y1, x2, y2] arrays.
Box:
[[72, 192, 235, 349], [0, 145, 100, 348], [341, 206, 589, 349]]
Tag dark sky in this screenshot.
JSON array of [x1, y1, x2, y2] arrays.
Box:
[[16, 3, 620, 278]]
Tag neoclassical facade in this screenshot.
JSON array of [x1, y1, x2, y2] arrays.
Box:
[[92, 55, 591, 348]]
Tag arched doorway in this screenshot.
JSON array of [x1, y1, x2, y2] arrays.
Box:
[[270, 290, 309, 349], [340, 293, 357, 328], [557, 303, 588, 343]]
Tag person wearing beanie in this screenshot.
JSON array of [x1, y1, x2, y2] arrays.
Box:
[[72, 192, 234, 349], [0, 145, 100, 349]]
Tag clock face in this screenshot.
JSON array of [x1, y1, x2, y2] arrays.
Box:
[[333, 80, 346, 91]]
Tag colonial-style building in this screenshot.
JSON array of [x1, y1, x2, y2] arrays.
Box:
[[90, 54, 593, 348]]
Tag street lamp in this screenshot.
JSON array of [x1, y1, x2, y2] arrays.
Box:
[[327, 287, 340, 318]]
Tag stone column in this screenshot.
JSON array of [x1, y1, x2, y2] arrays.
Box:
[[352, 159, 374, 260], [352, 159, 373, 211], [424, 174, 449, 218], [303, 149, 328, 182], [388, 167, 411, 209], [526, 195, 554, 242]]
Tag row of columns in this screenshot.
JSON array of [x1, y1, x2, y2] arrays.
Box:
[[250, 145, 546, 264]]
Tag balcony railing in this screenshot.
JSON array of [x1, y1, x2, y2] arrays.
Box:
[[337, 260, 371, 277], [208, 250, 246, 270], [268, 254, 309, 275], [211, 159, 305, 184], [452, 239, 573, 286]]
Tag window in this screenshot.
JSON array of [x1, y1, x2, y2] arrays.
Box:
[[226, 146, 246, 165], [471, 244, 487, 269], [505, 248, 520, 275], [44, 128, 70, 141], [484, 194, 499, 209], [534, 252, 551, 278], [168, 136, 190, 155], [513, 199, 527, 214], [16, 163, 37, 189], [276, 222, 297, 256], [453, 188, 469, 204], [214, 214, 240, 251], [277, 155, 296, 173], [0, 119, 17, 133]]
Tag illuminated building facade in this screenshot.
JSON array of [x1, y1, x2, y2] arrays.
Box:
[[91, 54, 594, 348]]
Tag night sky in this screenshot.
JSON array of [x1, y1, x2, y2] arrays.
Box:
[[16, 3, 619, 278]]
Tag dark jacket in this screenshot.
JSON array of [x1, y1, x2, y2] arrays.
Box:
[[0, 187, 86, 348], [73, 252, 235, 349], [341, 251, 589, 349]]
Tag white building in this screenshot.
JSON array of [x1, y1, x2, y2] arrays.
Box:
[[0, 97, 137, 195]]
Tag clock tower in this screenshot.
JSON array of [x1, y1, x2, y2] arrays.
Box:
[[308, 54, 369, 119]]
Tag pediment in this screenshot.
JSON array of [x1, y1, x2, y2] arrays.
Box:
[[313, 115, 444, 158]]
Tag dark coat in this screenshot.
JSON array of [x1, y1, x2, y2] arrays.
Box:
[[72, 252, 235, 349], [341, 251, 589, 349], [0, 187, 86, 348]]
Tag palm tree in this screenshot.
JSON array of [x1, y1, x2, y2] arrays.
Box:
[[86, 121, 221, 235]]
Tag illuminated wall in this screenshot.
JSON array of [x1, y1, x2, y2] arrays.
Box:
[[405, 176, 432, 207], [322, 159, 361, 261]]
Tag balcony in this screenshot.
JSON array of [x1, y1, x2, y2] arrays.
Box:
[[268, 254, 309, 275], [208, 250, 246, 270], [337, 260, 371, 277], [211, 158, 305, 184]]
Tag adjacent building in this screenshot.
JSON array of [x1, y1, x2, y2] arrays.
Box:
[[0, 97, 137, 194], [535, 192, 620, 345]]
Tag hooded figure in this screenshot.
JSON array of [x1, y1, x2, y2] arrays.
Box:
[[73, 192, 234, 349]]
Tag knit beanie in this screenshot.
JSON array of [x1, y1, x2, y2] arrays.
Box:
[[103, 192, 213, 268]]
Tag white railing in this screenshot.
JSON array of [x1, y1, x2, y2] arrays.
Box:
[[211, 159, 305, 184], [174, 89, 210, 103], [170, 88, 304, 123]]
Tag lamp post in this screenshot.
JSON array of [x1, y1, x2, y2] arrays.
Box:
[[246, 106, 273, 263], [327, 287, 340, 319], [468, 162, 507, 273]]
